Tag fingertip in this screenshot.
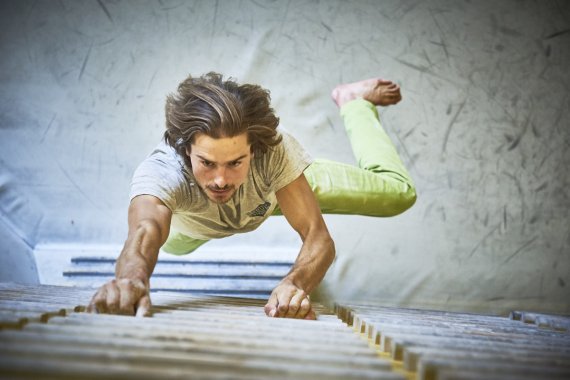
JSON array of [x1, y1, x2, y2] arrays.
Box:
[[296, 298, 311, 319], [135, 295, 152, 318], [305, 309, 317, 320], [135, 307, 150, 318], [264, 303, 277, 317], [286, 304, 299, 318]]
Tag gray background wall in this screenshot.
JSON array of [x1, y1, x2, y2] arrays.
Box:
[[1, 0, 568, 313]]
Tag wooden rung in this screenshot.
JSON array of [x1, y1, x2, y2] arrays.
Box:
[[417, 356, 570, 380], [2, 283, 569, 380], [402, 345, 570, 372]]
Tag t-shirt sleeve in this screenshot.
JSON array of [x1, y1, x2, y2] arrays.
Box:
[[129, 142, 188, 211], [264, 130, 313, 192]]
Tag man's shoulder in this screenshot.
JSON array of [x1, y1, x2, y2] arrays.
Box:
[[257, 129, 306, 161], [132, 140, 193, 192], [138, 140, 188, 175], [251, 128, 312, 190], [130, 140, 198, 211]]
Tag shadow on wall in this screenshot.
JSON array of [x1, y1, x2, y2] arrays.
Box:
[[0, 218, 39, 284]]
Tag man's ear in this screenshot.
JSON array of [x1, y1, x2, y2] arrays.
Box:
[[185, 146, 191, 157]]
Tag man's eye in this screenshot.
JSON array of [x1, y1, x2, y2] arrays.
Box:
[[202, 160, 214, 167], [229, 161, 241, 167]]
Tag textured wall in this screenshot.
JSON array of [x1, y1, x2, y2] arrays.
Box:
[[0, 0, 568, 312], [0, 217, 39, 284]]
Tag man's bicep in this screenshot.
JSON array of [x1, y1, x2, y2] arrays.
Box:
[[128, 195, 172, 245], [275, 174, 325, 238]]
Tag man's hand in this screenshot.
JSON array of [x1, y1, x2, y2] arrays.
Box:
[[87, 278, 151, 317], [265, 174, 335, 321], [86, 195, 171, 318], [264, 279, 316, 320]]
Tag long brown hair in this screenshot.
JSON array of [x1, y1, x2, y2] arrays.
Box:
[[164, 72, 282, 167]]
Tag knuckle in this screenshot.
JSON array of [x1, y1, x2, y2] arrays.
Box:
[[278, 304, 288, 314], [288, 304, 299, 314], [122, 282, 134, 291], [93, 294, 106, 306]]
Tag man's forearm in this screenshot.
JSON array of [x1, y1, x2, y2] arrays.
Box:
[[283, 232, 335, 294], [116, 252, 153, 286], [115, 221, 163, 286], [88, 196, 170, 316]]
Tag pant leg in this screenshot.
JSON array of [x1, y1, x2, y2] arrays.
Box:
[[303, 98, 416, 217], [161, 231, 209, 255]]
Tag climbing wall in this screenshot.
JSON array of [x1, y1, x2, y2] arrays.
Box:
[[1, 0, 569, 313]]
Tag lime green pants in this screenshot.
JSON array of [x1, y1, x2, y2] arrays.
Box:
[[163, 98, 417, 255]]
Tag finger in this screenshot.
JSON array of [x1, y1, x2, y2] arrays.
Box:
[[86, 290, 100, 313], [90, 287, 108, 314], [86, 295, 99, 314], [277, 290, 295, 317], [285, 290, 306, 318], [118, 282, 136, 315], [135, 293, 152, 318], [105, 282, 120, 314], [304, 308, 317, 320], [296, 296, 312, 319], [264, 292, 279, 317]]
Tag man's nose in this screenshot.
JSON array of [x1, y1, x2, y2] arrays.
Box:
[[213, 167, 228, 188]]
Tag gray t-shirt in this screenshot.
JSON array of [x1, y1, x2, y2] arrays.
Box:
[[130, 130, 313, 240]]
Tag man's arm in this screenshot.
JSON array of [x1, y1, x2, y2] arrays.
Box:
[[264, 173, 335, 320], [87, 195, 172, 316]]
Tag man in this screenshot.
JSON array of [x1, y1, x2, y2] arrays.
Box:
[[87, 73, 416, 320]]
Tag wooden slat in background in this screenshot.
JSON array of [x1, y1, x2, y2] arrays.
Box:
[[336, 302, 570, 380], [0, 283, 403, 380]]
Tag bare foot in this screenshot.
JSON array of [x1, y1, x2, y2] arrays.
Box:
[[331, 78, 402, 108]]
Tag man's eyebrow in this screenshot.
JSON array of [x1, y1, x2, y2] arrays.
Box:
[[195, 154, 248, 164]]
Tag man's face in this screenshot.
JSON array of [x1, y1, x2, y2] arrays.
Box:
[[187, 132, 252, 204]]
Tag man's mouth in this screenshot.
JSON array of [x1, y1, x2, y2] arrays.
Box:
[[207, 186, 234, 195]]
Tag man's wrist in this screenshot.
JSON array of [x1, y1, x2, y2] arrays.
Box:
[[116, 267, 150, 288], [281, 274, 308, 293]]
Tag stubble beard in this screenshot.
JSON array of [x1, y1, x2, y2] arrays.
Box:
[[204, 185, 236, 204]]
